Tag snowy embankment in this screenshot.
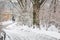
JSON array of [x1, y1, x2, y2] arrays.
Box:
[[1, 22, 60, 40]]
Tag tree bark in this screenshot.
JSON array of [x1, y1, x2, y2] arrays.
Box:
[[33, 3, 40, 27], [33, 0, 45, 27]]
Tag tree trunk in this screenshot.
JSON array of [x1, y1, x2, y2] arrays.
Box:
[[33, 0, 45, 27], [33, 3, 40, 27]]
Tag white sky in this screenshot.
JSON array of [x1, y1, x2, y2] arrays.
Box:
[[12, 0, 17, 2]]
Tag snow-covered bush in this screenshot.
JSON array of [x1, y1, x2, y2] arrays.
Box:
[[47, 21, 60, 32]]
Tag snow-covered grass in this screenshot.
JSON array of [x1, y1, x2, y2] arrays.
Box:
[[4, 26, 60, 40], [0, 21, 60, 40]]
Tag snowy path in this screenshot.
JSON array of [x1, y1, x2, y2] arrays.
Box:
[[3, 27, 60, 40], [1, 22, 60, 40]]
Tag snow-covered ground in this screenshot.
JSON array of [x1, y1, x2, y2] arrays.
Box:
[[0, 21, 60, 40]]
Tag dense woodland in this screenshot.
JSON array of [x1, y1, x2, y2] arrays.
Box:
[[0, 0, 60, 28]]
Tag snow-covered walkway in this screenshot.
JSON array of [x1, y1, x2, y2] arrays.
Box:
[[3, 25, 60, 40], [1, 21, 60, 40]]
